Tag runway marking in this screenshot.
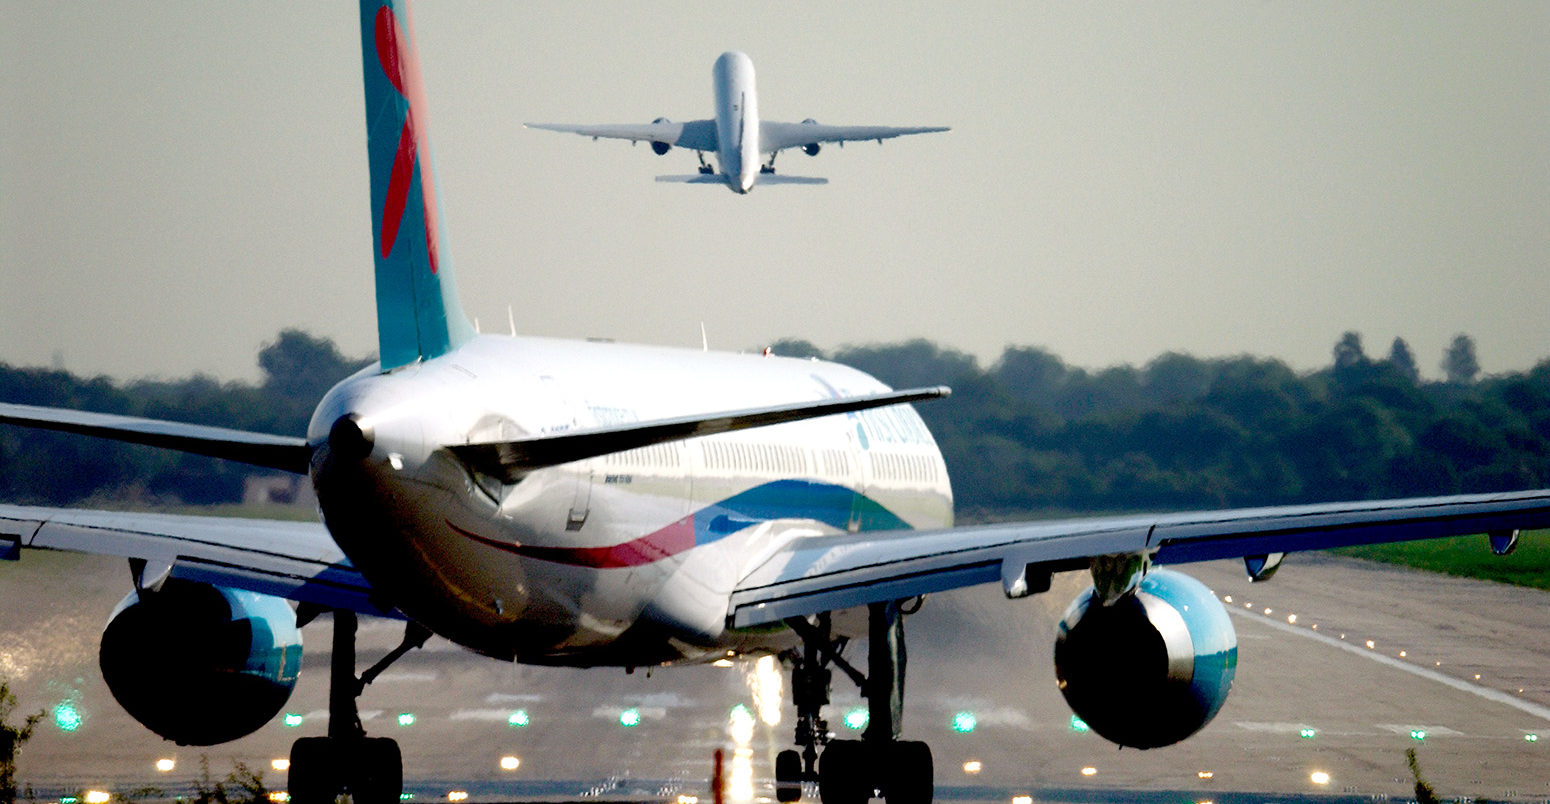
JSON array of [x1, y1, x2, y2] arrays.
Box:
[[1227, 606, 1550, 725]]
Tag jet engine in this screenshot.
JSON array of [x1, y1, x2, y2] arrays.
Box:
[[801, 119, 820, 155], [651, 117, 673, 155], [1053, 568, 1236, 749], [99, 579, 302, 746]]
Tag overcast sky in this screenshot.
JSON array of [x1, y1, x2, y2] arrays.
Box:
[[3, 2, 1546, 384]]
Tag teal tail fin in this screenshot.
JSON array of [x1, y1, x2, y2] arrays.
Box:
[[358, 0, 476, 371]]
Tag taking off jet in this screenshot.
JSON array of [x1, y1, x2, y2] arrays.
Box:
[[3, 4, 1548, 804], [526, 51, 949, 193]]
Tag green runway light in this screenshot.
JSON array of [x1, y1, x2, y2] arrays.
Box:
[[1299, 727, 1317, 739], [508, 710, 530, 727], [397, 713, 416, 727], [54, 702, 82, 733], [951, 711, 977, 733], [1069, 715, 1089, 733], [1526, 733, 1539, 743], [399, 795, 415, 801], [619, 708, 641, 727], [843, 708, 869, 730], [283, 713, 304, 727], [1409, 729, 1427, 741]]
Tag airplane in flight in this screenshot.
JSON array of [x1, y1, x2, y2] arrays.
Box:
[[2, 3, 1549, 804], [525, 51, 949, 193]]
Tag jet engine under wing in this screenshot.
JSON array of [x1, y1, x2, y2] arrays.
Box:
[[727, 489, 1550, 628], [451, 386, 950, 483], [525, 120, 718, 152], [0, 504, 389, 616], [759, 121, 949, 153], [0, 402, 311, 474]]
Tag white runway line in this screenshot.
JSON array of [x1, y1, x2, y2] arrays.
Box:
[[1227, 605, 1550, 724]]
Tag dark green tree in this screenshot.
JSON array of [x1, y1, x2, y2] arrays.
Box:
[[0, 681, 44, 804], [1441, 333, 1480, 384], [1333, 331, 1366, 371], [1387, 337, 1420, 383], [258, 329, 373, 405]]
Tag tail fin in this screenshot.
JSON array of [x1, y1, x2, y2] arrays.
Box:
[[358, 0, 476, 371]]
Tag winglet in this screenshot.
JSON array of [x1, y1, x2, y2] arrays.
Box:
[[358, 0, 476, 371]]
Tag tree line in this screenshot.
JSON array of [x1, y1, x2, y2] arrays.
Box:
[[2, 330, 1547, 516]]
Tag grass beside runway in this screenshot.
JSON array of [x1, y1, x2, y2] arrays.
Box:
[[1333, 528, 1550, 591]]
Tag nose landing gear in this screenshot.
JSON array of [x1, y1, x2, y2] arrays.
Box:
[[287, 610, 431, 804], [780, 601, 934, 804]]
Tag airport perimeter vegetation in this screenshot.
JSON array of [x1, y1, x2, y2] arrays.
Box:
[[2, 328, 1547, 592]]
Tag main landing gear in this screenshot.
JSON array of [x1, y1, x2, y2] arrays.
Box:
[[777, 602, 933, 804], [288, 610, 431, 804]]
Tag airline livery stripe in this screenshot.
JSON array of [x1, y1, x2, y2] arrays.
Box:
[[446, 480, 913, 569]]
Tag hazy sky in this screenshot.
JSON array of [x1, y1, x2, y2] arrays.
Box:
[[4, 2, 1546, 383]]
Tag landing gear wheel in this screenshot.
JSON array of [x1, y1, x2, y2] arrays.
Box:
[[287, 737, 338, 804], [818, 740, 870, 804], [882, 741, 933, 804], [350, 737, 404, 804], [776, 749, 804, 802]]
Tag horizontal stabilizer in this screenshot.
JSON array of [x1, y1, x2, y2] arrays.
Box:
[[655, 174, 731, 184], [756, 174, 828, 186], [451, 385, 950, 482], [0, 403, 312, 474]]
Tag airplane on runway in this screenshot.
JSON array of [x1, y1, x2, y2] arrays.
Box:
[[525, 51, 949, 193], [3, 3, 1549, 804]]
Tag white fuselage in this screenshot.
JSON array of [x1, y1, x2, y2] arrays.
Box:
[[713, 51, 761, 194], [308, 335, 952, 666]]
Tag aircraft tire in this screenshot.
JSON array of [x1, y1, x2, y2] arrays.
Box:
[[882, 741, 933, 804], [775, 749, 803, 802], [818, 740, 869, 804], [287, 737, 338, 804], [350, 737, 404, 804]]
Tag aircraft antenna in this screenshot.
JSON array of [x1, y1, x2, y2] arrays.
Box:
[[508, 305, 517, 336], [701, 322, 709, 352]]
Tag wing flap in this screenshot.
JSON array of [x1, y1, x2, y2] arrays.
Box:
[[728, 489, 1550, 628], [0, 504, 390, 616]]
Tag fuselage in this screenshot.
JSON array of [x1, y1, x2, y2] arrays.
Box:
[[713, 51, 760, 194], [308, 335, 952, 667]]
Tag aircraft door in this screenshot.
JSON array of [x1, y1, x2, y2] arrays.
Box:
[[566, 459, 594, 531], [847, 416, 873, 533]]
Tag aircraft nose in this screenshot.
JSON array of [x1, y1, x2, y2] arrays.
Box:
[[328, 414, 375, 462]]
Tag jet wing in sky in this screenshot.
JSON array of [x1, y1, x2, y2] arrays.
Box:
[[524, 120, 719, 152], [759, 121, 951, 154]]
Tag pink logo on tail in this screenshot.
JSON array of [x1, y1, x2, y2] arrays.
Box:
[[374, 6, 440, 275]]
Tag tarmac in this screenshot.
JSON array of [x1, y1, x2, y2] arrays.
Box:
[[3, 545, 1548, 802]]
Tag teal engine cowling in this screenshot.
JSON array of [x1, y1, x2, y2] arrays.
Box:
[[99, 580, 302, 745], [1053, 568, 1236, 749]]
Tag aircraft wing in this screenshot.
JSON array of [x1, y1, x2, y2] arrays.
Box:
[[727, 489, 1550, 628], [759, 121, 949, 154], [0, 504, 389, 616], [453, 386, 949, 483], [0, 402, 311, 474], [525, 120, 718, 152]]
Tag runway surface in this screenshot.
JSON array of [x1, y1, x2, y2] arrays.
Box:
[[2, 546, 1547, 801]]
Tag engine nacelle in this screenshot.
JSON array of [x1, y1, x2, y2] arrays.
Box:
[[100, 579, 302, 745], [651, 117, 672, 155], [801, 118, 820, 155], [1053, 568, 1235, 749]]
